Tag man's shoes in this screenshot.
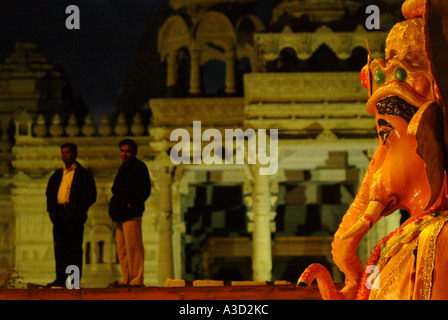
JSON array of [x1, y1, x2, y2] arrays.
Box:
[[27, 283, 45, 289], [45, 280, 66, 288], [107, 281, 145, 288], [107, 280, 127, 288]]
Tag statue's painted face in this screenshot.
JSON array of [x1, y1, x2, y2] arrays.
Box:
[[365, 57, 435, 114], [373, 104, 432, 215], [357, 18, 444, 216]]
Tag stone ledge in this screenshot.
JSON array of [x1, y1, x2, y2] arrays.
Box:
[[0, 283, 335, 300]]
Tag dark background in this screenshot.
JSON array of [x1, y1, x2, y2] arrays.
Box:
[[0, 0, 377, 123]]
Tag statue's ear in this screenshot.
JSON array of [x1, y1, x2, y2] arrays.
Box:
[[408, 101, 445, 210]]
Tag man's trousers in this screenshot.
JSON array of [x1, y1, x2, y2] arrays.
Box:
[[53, 206, 84, 285], [115, 217, 144, 286]]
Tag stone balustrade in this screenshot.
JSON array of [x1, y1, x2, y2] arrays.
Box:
[[0, 109, 154, 156], [12, 111, 150, 140], [5, 97, 245, 144]]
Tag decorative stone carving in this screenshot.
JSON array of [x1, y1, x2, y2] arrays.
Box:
[[82, 114, 96, 137], [244, 101, 376, 137], [131, 113, 145, 136], [114, 113, 129, 136], [316, 129, 339, 141], [14, 108, 32, 137], [150, 97, 244, 126], [33, 114, 47, 137], [49, 114, 63, 137], [255, 25, 387, 70], [271, 0, 362, 24], [98, 114, 113, 137], [244, 72, 368, 103], [65, 114, 80, 137]]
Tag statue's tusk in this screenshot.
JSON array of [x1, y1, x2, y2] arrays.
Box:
[[340, 220, 367, 240], [340, 200, 386, 240]]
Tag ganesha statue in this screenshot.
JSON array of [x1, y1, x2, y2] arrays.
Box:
[[297, 0, 448, 300]]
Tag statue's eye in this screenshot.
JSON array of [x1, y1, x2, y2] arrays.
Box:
[[394, 68, 407, 81], [374, 67, 385, 85], [379, 129, 392, 145], [377, 119, 394, 145]]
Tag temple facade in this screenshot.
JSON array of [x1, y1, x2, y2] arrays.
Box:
[[0, 0, 405, 287]]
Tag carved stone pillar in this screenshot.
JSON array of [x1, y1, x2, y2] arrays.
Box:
[[152, 165, 174, 285], [225, 47, 236, 94], [171, 168, 188, 279], [189, 49, 201, 95], [244, 165, 277, 281], [166, 51, 178, 88]]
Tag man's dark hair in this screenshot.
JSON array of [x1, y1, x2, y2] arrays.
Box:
[[119, 139, 138, 153], [61, 143, 78, 156]]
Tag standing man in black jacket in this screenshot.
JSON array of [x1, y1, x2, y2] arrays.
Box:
[[46, 143, 96, 288], [109, 139, 151, 287]]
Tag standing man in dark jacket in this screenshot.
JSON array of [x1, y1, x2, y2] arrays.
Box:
[[109, 139, 151, 287], [46, 143, 96, 288]]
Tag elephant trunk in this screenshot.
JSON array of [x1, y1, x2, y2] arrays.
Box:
[[298, 163, 391, 299], [297, 263, 344, 300]]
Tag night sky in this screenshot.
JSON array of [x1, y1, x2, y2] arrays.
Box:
[[0, 0, 376, 123], [0, 0, 170, 123]]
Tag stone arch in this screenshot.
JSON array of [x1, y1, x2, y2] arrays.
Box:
[[190, 12, 237, 95], [235, 14, 265, 34], [277, 45, 298, 58], [235, 14, 264, 73], [276, 47, 300, 72], [307, 43, 339, 72], [158, 15, 191, 61], [192, 11, 236, 56]]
